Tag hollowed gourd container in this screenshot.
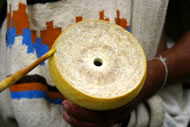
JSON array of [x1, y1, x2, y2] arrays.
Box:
[[48, 19, 146, 110]]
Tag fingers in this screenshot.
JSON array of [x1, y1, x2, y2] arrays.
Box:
[[62, 99, 132, 127], [62, 100, 109, 122], [63, 111, 110, 127]]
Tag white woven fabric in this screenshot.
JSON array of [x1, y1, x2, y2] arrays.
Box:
[[1, 0, 189, 127], [131, 0, 168, 59]]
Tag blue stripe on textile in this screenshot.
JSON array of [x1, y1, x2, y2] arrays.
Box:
[[10, 90, 63, 105], [126, 27, 131, 32], [7, 20, 49, 66]]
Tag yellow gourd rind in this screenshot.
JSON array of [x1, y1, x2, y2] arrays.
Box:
[[48, 19, 147, 110]]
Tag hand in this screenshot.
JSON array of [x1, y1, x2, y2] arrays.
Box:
[[62, 99, 133, 127], [61, 30, 190, 127], [61, 59, 167, 127]]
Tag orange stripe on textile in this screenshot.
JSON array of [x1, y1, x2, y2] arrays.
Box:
[[12, 3, 30, 35], [31, 30, 37, 43], [99, 10, 110, 21], [99, 10, 104, 20], [9, 83, 63, 99], [40, 21, 62, 49], [115, 10, 128, 29], [10, 83, 48, 92], [76, 16, 83, 23], [48, 92, 63, 99], [7, 4, 11, 28]]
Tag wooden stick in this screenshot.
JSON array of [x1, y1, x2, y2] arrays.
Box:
[[0, 48, 56, 92]]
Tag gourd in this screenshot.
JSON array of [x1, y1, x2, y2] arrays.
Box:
[[48, 19, 146, 110]]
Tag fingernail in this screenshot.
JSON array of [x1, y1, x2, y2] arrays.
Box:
[[63, 102, 70, 111], [63, 112, 71, 123]]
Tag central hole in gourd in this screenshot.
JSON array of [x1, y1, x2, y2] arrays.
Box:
[[94, 58, 103, 67]]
